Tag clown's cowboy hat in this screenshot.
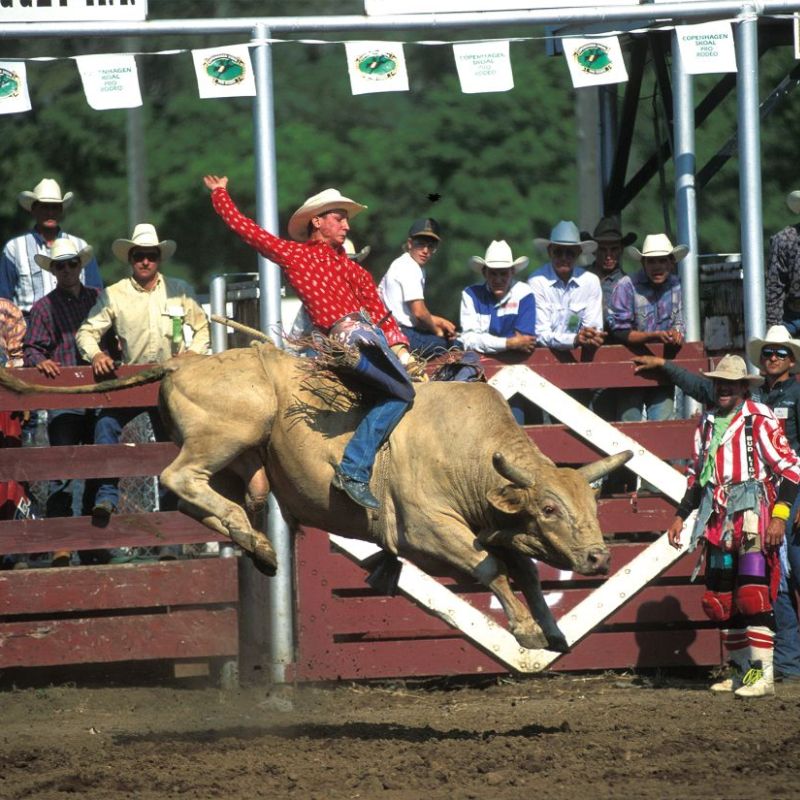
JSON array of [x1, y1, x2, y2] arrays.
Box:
[[33, 238, 93, 273], [746, 325, 800, 374], [534, 220, 597, 256], [344, 237, 371, 263], [287, 188, 366, 242], [787, 191, 800, 214], [469, 240, 529, 274], [18, 178, 74, 212], [703, 354, 764, 386], [584, 215, 637, 247], [626, 233, 689, 263], [112, 223, 176, 264]]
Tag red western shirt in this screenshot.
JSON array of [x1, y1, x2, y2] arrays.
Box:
[[211, 188, 407, 347]]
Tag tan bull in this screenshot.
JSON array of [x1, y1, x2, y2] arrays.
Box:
[[0, 342, 630, 652]]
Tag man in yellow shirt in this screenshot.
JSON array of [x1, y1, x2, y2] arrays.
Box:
[[77, 224, 209, 524]]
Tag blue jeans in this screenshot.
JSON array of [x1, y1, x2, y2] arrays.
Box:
[[400, 324, 459, 359], [47, 409, 98, 518], [774, 493, 800, 677], [93, 407, 176, 511], [781, 315, 800, 336], [618, 385, 674, 423]]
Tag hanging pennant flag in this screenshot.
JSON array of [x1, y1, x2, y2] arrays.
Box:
[[344, 41, 409, 95], [0, 61, 31, 115], [76, 54, 142, 110], [563, 36, 628, 89], [675, 21, 737, 75], [191, 45, 256, 99], [453, 41, 513, 94]]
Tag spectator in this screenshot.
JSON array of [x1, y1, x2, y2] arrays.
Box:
[[766, 190, 800, 331], [379, 218, 459, 358], [76, 223, 209, 532], [24, 239, 118, 565], [667, 354, 800, 698], [527, 220, 604, 350], [634, 325, 800, 683], [460, 240, 536, 424], [0, 178, 102, 318], [608, 233, 686, 423]]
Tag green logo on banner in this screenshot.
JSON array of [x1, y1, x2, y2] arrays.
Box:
[[355, 51, 398, 80], [574, 43, 613, 74], [0, 68, 21, 100], [204, 54, 246, 85]]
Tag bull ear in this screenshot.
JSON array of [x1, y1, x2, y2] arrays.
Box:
[[487, 485, 527, 516]]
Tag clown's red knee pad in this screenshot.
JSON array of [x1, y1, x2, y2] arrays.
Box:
[[735, 585, 770, 616], [702, 590, 732, 622]]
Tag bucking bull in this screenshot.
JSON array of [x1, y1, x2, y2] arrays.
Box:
[[0, 341, 631, 652]]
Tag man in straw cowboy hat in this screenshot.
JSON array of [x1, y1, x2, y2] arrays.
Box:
[[634, 324, 800, 685], [667, 353, 800, 697], [77, 223, 209, 527], [23, 239, 119, 564], [203, 175, 415, 511], [379, 217, 459, 358], [607, 232, 686, 424], [528, 220, 604, 350], [582, 215, 637, 331], [766, 190, 800, 332], [0, 178, 102, 318]]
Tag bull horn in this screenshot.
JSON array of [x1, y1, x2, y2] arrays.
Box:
[[577, 450, 634, 484], [492, 452, 534, 488]]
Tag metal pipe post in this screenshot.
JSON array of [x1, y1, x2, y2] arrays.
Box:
[[598, 85, 617, 195], [736, 11, 767, 354], [252, 23, 294, 686], [209, 274, 228, 355]]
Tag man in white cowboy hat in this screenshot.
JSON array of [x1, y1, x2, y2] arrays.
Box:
[[76, 223, 209, 526], [527, 220, 604, 350], [667, 353, 800, 698], [379, 217, 459, 358], [203, 175, 414, 511], [634, 324, 800, 684], [583, 215, 637, 330], [766, 191, 800, 332], [23, 239, 120, 564], [607, 232, 687, 424], [0, 178, 102, 318]]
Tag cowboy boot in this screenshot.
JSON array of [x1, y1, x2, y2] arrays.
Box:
[[710, 629, 748, 693]]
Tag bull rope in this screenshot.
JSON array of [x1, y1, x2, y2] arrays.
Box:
[[210, 314, 273, 343]]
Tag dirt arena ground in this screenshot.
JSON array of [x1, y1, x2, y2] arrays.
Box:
[[2, 671, 800, 800]]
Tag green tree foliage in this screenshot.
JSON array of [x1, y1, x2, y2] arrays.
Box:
[[0, 1, 797, 323]]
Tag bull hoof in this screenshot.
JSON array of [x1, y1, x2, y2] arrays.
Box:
[[253, 541, 278, 576], [249, 548, 278, 577], [515, 631, 549, 650], [545, 633, 571, 654]]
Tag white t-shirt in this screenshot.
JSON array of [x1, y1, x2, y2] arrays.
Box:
[[378, 251, 425, 328]]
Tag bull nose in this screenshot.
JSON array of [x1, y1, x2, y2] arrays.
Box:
[[587, 547, 611, 574]]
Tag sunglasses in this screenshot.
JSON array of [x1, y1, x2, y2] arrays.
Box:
[[131, 250, 161, 262], [53, 258, 81, 270], [761, 347, 792, 360], [410, 237, 438, 252], [551, 246, 580, 259]]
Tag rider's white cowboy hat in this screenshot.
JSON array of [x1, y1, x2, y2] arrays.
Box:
[[469, 240, 529, 274], [534, 220, 597, 256], [703, 354, 764, 385], [287, 188, 366, 242], [787, 191, 800, 214], [18, 178, 74, 212], [33, 238, 93, 273], [626, 233, 689, 263], [344, 237, 370, 263], [112, 223, 176, 264], [746, 325, 800, 374]]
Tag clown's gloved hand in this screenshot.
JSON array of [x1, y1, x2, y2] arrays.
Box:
[[390, 343, 412, 366], [391, 343, 428, 382]]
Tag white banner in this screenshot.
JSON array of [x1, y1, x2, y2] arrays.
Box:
[[191, 45, 256, 100], [675, 21, 737, 75], [365, 0, 635, 12], [76, 54, 142, 111], [563, 36, 628, 89], [0, 0, 147, 22], [0, 62, 31, 115], [453, 41, 513, 94], [345, 41, 409, 95]]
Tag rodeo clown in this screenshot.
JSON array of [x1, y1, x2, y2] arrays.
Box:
[[667, 354, 800, 698], [203, 175, 414, 512]]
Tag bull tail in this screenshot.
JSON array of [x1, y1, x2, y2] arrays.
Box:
[[0, 364, 168, 395]]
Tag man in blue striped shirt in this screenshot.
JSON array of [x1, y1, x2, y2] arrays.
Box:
[[0, 178, 102, 318]]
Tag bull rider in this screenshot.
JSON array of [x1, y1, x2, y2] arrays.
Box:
[[203, 174, 414, 511]]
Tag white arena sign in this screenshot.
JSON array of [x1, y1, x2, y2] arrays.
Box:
[[0, 0, 147, 23], [365, 0, 636, 12]]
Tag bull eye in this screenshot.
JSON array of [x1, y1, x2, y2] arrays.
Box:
[[542, 504, 557, 516]]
